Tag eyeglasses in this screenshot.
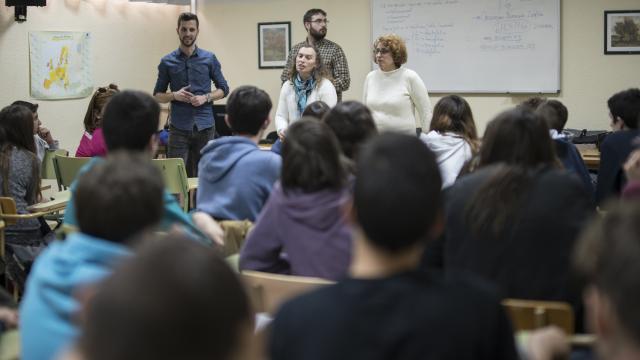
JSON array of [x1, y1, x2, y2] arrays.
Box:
[[309, 19, 329, 24], [373, 48, 390, 54]]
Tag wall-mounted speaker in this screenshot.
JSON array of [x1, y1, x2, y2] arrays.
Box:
[[5, 0, 46, 5]]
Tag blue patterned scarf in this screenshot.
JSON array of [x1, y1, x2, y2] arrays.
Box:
[[293, 74, 316, 116]]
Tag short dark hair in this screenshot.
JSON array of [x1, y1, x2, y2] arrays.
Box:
[[177, 12, 199, 28], [79, 235, 252, 360], [102, 91, 160, 152], [519, 96, 547, 111], [11, 100, 38, 113], [323, 101, 378, 160], [303, 8, 326, 24], [536, 100, 569, 132], [75, 152, 164, 244], [226, 86, 272, 135], [479, 107, 556, 168], [573, 202, 640, 345], [354, 133, 442, 253], [302, 101, 331, 119], [281, 119, 346, 193], [607, 88, 640, 129]]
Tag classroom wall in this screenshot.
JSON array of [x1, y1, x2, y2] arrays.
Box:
[[0, 0, 188, 151], [196, 0, 640, 134]]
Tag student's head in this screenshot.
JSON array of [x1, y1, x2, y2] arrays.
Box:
[[373, 34, 407, 70], [102, 90, 160, 153], [479, 107, 556, 168], [535, 100, 569, 132], [354, 133, 442, 253], [303, 8, 327, 40], [519, 96, 547, 111], [281, 119, 346, 193], [430, 95, 478, 147], [607, 88, 640, 130], [323, 101, 378, 160], [74, 152, 164, 244], [289, 44, 328, 83], [176, 12, 199, 47], [302, 101, 330, 119], [0, 104, 36, 154], [78, 235, 253, 360], [573, 202, 640, 357], [225, 86, 272, 136], [84, 84, 119, 133], [12, 100, 40, 134]]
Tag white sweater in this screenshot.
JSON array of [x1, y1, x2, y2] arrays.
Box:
[[363, 67, 432, 135], [420, 131, 473, 188], [275, 78, 337, 133]]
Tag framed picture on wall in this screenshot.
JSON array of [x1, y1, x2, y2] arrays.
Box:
[[258, 22, 291, 69], [604, 10, 640, 54]]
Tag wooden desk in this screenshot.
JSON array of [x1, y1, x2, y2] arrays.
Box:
[[28, 190, 71, 213], [576, 144, 600, 171]]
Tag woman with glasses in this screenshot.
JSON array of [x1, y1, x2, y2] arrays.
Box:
[[75, 84, 119, 157], [274, 44, 337, 143], [363, 34, 432, 136]]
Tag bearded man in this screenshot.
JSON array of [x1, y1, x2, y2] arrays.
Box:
[[153, 12, 229, 177], [280, 8, 350, 101]]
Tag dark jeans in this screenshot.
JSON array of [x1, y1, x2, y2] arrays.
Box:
[[168, 124, 214, 177]]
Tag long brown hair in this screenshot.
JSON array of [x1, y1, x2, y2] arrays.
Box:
[[0, 105, 41, 203], [429, 95, 479, 153], [84, 84, 119, 133], [287, 45, 330, 86]]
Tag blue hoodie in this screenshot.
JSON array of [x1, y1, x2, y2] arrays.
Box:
[[20, 233, 131, 360], [197, 136, 281, 221]]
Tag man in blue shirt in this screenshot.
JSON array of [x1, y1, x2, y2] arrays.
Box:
[[153, 12, 229, 176]]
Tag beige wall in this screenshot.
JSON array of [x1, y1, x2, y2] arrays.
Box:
[[0, 0, 638, 150], [0, 0, 187, 151], [197, 0, 640, 134]]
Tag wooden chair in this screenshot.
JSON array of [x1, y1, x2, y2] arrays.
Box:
[[241, 270, 334, 315], [41, 149, 69, 180], [502, 298, 575, 335], [219, 220, 253, 257], [152, 158, 190, 212], [52, 155, 91, 191]]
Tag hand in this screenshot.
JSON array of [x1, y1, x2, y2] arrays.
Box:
[[191, 211, 225, 247], [277, 129, 286, 141], [624, 149, 640, 182], [524, 326, 570, 360], [190, 94, 208, 107], [173, 85, 194, 103], [38, 127, 55, 145], [0, 307, 18, 328]]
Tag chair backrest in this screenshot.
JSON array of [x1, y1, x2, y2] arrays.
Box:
[[152, 158, 190, 212], [219, 220, 253, 257], [0, 198, 18, 226], [52, 155, 91, 190], [41, 149, 69, 180], [241, 270, 334, 315], [502, 298, 575, 335]]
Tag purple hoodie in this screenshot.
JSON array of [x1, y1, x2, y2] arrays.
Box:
[[239, 182, 352, 280]]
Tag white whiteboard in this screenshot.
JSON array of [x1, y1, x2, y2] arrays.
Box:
[[371, 0, 561, 93]]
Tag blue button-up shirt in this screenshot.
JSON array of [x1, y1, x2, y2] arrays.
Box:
[[153, 47, 229, 131]]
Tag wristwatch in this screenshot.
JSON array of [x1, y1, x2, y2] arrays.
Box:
[[206, 93, 212, 103]]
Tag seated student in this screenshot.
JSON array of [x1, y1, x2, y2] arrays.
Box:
[[428, 107, 592, 319], [323, 101, 378, 173], [573, 202, 640, 360], [269, 133, 518, 360], [63, 236, 254, 360], [62, 90, 215, 246], [75, 85, 119, 158], [20, 152, 165, 360], [0, 105, 53, 252], [11, 100, 59, 163], [597, 88, 640, 204], [421, 95, 479, 188], [240, 120, 351, 280], [197, 86, 281, 221], [534, 99, 593, 195]]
